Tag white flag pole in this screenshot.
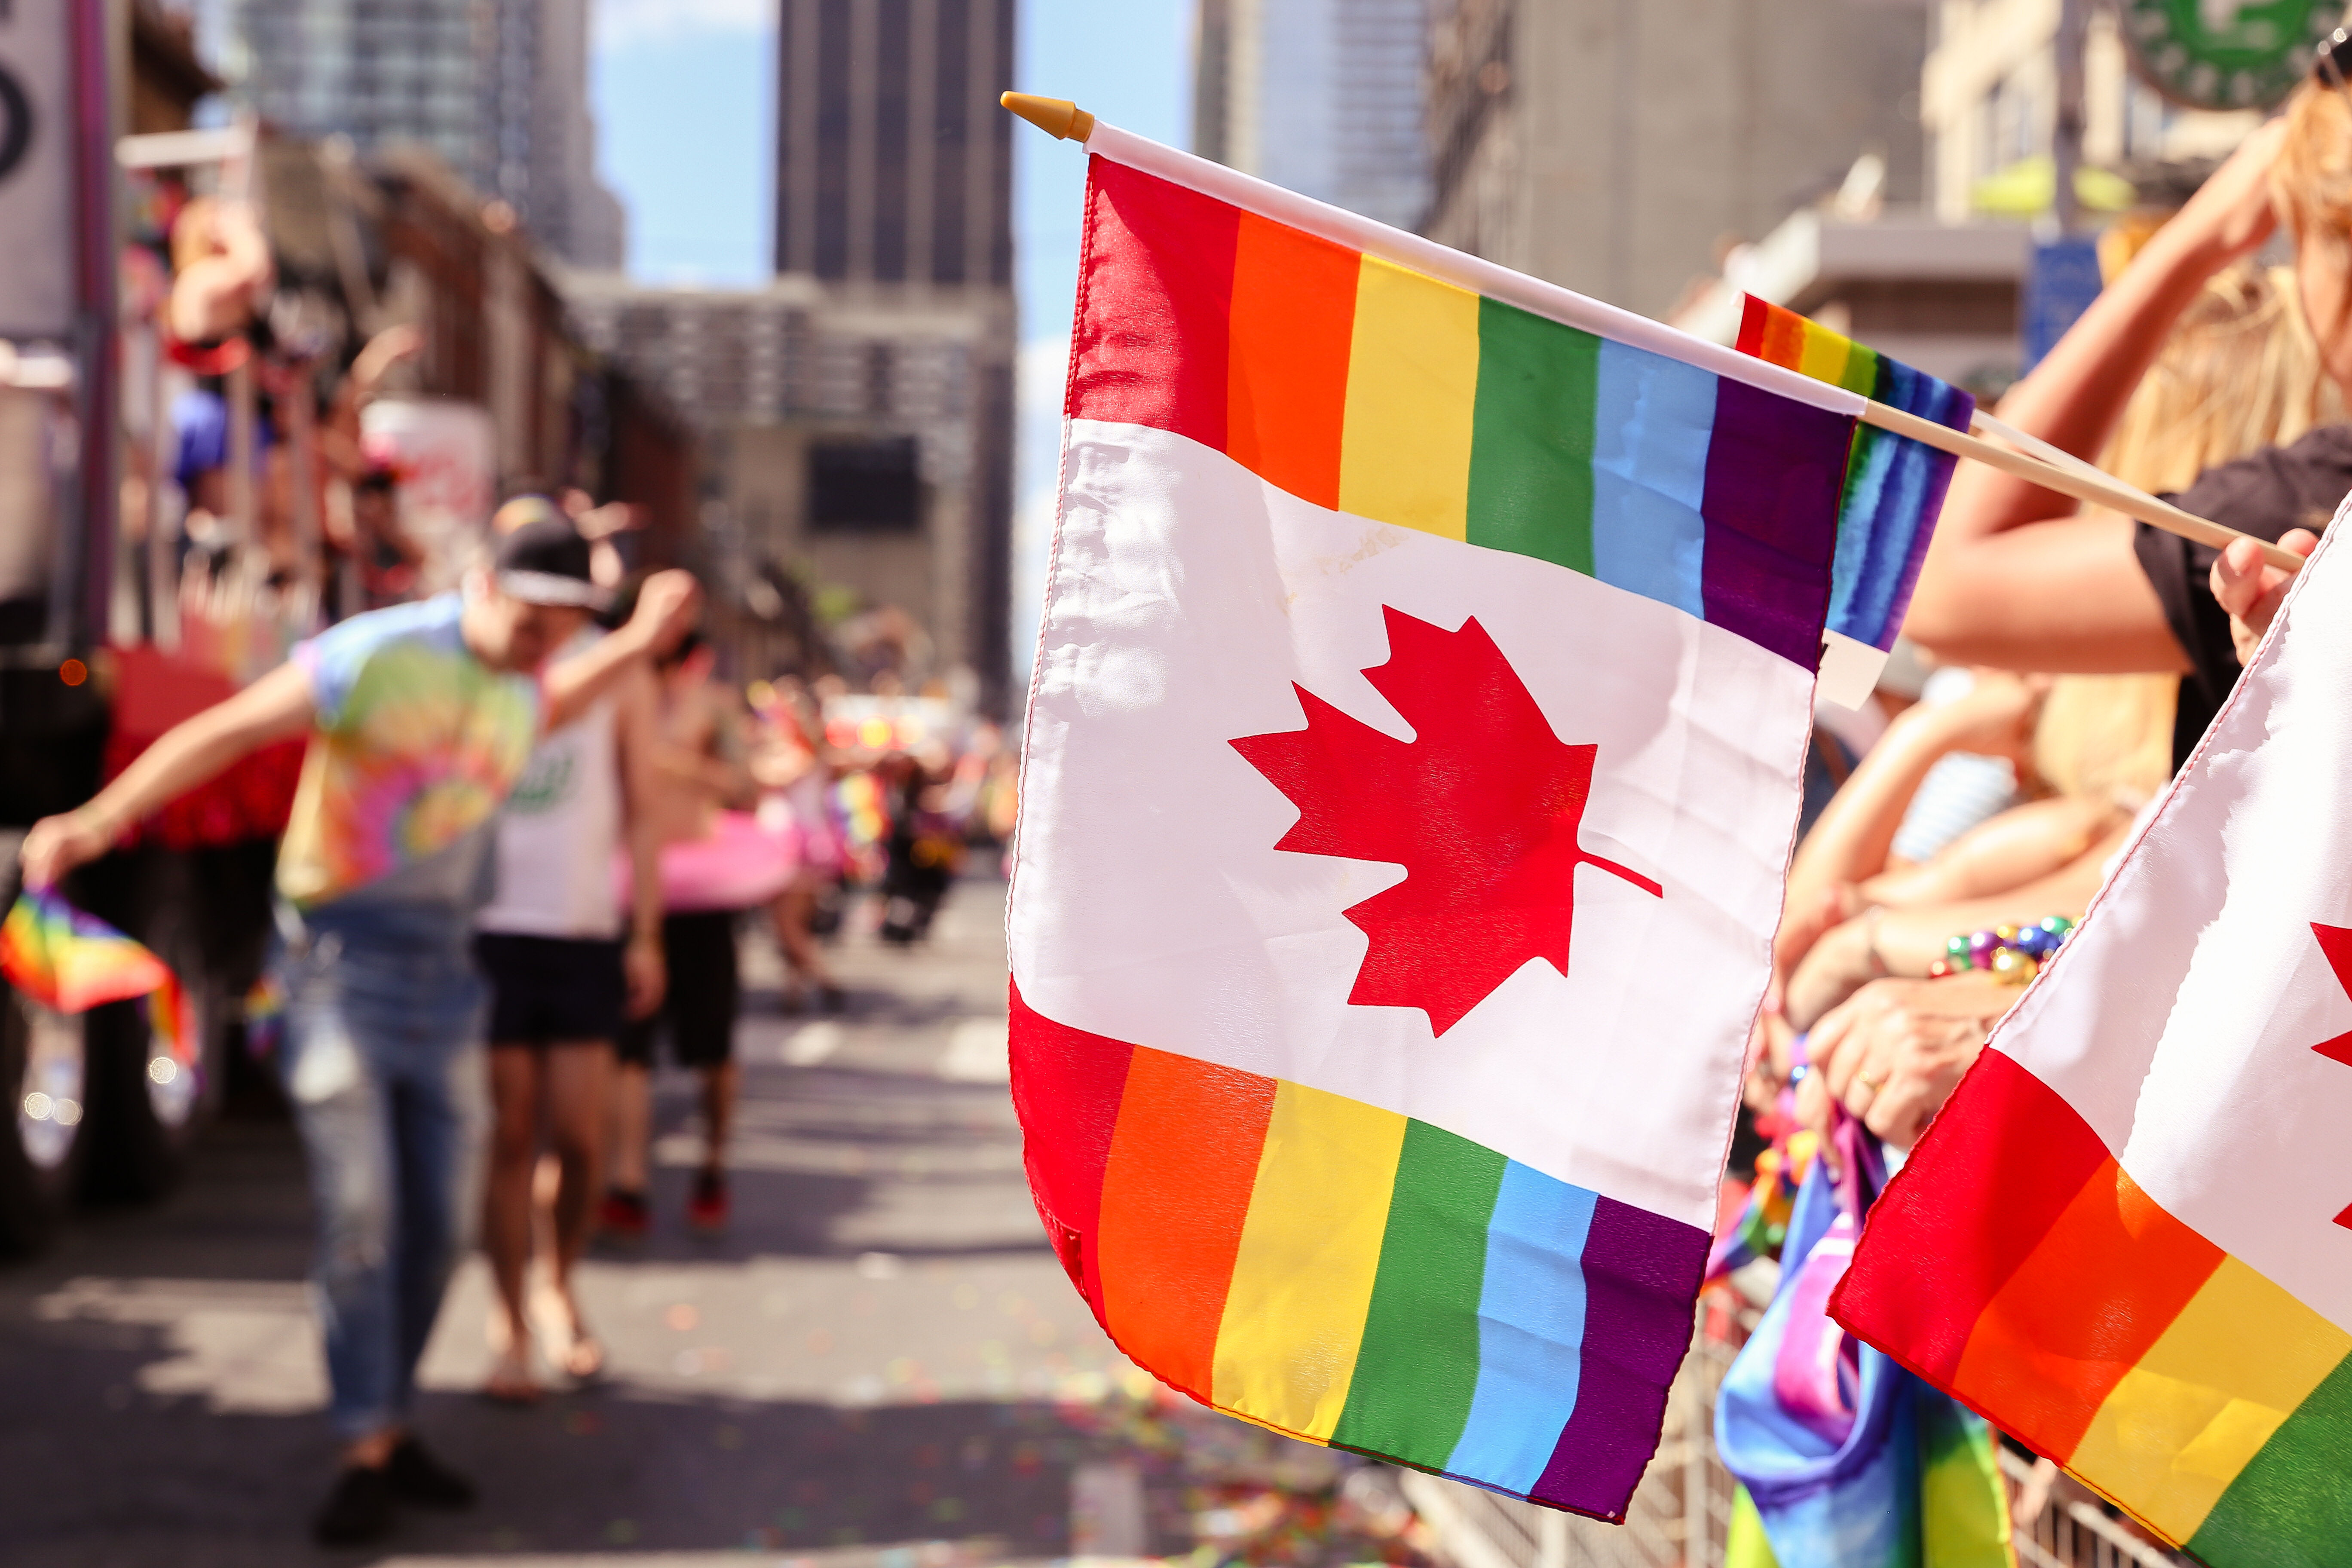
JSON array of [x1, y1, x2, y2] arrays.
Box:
[[1862, 401, 2305, 574], [1001, 95, 2305, 579]]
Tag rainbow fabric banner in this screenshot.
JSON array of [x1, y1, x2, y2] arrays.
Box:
[[1013, 123, 1919, 1520], [0, 889, 172, 1014], [1717, 1124, 2013, 1568], [1076, 160, 1863, 672], [1735, 297, 1972, 699], [1834, 521, 2352, 1565], [1016, 992, 1703, 1513]]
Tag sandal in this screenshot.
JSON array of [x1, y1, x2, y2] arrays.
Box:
[[533, 1280, 606, 1384], [483, 1342, 539, 1405]]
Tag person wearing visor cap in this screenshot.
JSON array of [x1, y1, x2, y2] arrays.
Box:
[[471, 494, 669, 1403], [19, 512, 699, 1546]]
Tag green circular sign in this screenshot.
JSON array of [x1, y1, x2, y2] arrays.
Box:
[[2119, 0, 2338, 111]]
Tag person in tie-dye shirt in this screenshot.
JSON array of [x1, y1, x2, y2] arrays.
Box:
[[22, 517, 699, 1546]]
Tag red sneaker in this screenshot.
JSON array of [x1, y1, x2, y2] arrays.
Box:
[[598, 1188, 649, 1239], [687, 1169, 729, 1231]]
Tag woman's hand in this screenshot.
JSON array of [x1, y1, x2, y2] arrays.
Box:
[[624, 932, 666, 1020], [1913, 669, 2050, 765], [1782, 913, 1885, 1033], [2160, 114, 2285, 271], [2212, 527, 2319, 665], [1797, 974, 2015, 1148], [19, 808, 116, 891]]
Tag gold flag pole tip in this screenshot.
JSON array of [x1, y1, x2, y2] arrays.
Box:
[[1001, 93, 1095, 143]]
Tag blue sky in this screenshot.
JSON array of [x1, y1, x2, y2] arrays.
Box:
[[589, 0, 1189, 686]]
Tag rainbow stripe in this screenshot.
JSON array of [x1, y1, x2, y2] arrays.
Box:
[[1013, 989, 1708, 1518], [147, 972, 197, 1077], [1735, 297, 1973, 654], [1834, 1051, 2352, 1563], [1072, 159, 1860, 671], [0, 890, 172, 1014]]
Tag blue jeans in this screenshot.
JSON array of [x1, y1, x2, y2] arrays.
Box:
[[273, 901, 489, 1442]]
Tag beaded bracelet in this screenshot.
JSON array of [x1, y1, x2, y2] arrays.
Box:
[[1929, 915, 2076, 986]]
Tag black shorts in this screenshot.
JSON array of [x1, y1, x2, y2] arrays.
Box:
[[616, 910, 739, 1069], [475, 933, 626, 1047]]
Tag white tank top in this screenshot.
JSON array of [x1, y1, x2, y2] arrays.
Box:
[[478, 677, 624, 939]]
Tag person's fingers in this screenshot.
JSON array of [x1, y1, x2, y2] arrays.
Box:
[[1809, 1005, 1862, 1103], [1795, 1067, 1832, 1144], [1863, 1074, 1925, 1147], [2210, 537, 2267, 619]]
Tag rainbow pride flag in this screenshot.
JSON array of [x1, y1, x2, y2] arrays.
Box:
[[1011, 122, 1951, 1519], [0, 889, 172, 1014], [1017, 992, 1702, 1513], [1718, 1127, 2012, 1568], [147, 971, 197, 1076], [1735, 297, 1972, 701], [1075, 161, 1865, 673], [1834, 526, 2352, 1565]]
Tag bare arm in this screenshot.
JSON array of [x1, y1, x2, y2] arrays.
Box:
[[653, 698, 758, 809], [167, 202, 276, 344], [541, 570, 701, 732], [1777, 674, 2044, 976], [613, 666, 668, 1019], [1902, 120, 2285, 672], [1785, 819, 2128, 1029], [21, 661, 316, 887]]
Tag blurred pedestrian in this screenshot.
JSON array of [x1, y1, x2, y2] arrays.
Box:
[[472, 498, 668, 1403], [877, 749, 964, 945], [751, 680, 845, 1013], [19, 532, 698, 1546], [602, 630, 763, 1236]]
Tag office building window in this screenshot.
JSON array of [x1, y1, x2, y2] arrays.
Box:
[[808, 438, 922, 532]]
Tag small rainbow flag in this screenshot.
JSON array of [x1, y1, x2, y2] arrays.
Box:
[[1735, 297, 1973, 694], [1, 889, 172, 1014], [242, 974, 287, 1059], [146, 972, 198, 1078]]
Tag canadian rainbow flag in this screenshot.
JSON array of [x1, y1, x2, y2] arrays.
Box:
[[1836, 515, 2352, 1564], [1007, 122, 1957, 1515]]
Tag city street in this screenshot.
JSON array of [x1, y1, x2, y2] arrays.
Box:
[[0, 878, 1420, 1566]]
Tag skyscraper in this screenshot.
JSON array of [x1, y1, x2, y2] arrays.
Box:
[[1193, 0, 1432, 231], [223, 0, 624, 268], [771, 0, 1015, 288], [730, 0, 1016, 703]]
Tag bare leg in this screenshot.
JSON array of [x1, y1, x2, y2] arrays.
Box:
[[481, 1045, 542, 1401], [771, 880, 833, 995], [697, 1059, 737, 1174], [608, 1060, 652, 1194], [536, 1041, 612, 1377]]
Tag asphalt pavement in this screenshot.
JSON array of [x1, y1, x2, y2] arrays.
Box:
[[0, 876, 1431, 1568]]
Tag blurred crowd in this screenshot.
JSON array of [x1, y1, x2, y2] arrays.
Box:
[[67, 155, 1023, 1547], [1733, 76, 2352, 1202]]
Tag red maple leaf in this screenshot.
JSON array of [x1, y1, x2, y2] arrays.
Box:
[[1231, 607, 1660, 1036], [2308, 923, 2352, 1229]]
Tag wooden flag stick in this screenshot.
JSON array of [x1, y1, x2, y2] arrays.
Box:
[[1860, 398, 2306, 574]]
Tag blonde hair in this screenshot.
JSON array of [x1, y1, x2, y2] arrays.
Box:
[[2102, 262, 2342, 495], [2274, 80, 2352, 260], [2031, 256, 2343, 803]]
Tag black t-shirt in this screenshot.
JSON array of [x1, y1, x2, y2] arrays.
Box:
[[2135, 424, 2352, 770]]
